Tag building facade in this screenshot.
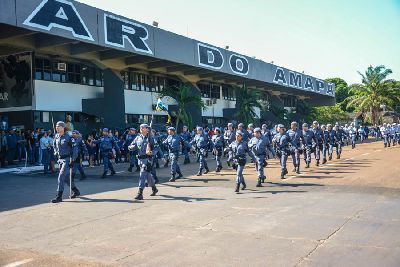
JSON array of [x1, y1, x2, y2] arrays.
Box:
[[0, 0, 335, 132]]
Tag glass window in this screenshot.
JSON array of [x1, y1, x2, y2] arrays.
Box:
[[42, 112, 50, 123], [33, 111, 41, 123], [43, 59, 51, 81], [35, 58, 43, 80], [223, 86, 236, 101]]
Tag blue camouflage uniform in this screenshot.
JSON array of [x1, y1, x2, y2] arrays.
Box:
[[223, 127, 236, 166], [287, 127, 303, 170], [249, 128, 274, 185], [125, 131, 139, 171], [163, 130, 187, 180], [53, 132, 79, 194], [130, 133, 156, 190], [180, 129, 192, 164], [326, 127, 338, 160], [302, 128, 316, 165], [72, 134, 88, 179], [312, 126, 323, 164], [274, 130, 290, 177], [191, 128, 210, 175], [229, 136, 248, 190], [212, 131, 224, 171], [93, 132, 119, 175]]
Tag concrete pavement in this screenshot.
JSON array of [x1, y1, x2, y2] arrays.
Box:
[[0, 141, 399, 266]]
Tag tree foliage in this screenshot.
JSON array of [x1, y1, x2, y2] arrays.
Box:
[[345, 65, 400, 124], [158, 84, 204, 130], [234, 84, 262, 126]]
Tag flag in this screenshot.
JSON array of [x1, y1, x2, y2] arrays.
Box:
[[156, 98, 168, 112]]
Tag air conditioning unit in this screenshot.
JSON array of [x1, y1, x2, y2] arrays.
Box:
[[57, 62, 67, 71]]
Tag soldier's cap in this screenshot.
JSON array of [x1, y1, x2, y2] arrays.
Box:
[[130, 127, 137, 131], [327, 124, 332, 127], [168, 127, 176, 132], [183, 125, 188, 129], [248, 123, 254, 128], [215, 127, 221, 132], [236, 131, 244, 136], [227, 123, 233, 127], [72, 130, 80, 134], [254, 127, 262, 133], [313, 121, 319, 125], [56, 121, 65, 128], [238, 123, 244, 127], [277, 124, 285, 129], [302, 123, 309, 128], [262, 124, 267, 128], [102, 128, 109, 132], [196, 126, 203, 131], [140, 124, 149, 129], [291, 121, 298, 125]]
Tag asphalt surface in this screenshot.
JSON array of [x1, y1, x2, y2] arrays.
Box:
[[0, 140, 399, 267]]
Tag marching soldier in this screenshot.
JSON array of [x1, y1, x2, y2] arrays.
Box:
[[348, 123, 357, 149], [71, 130, 88, 180], [273, 124, 290, 179], [180, 126, 192, 164], [326, 124, 338, 160], [287, 121, 302, 174], [249, 127, 274, 187], [312, 121, 323, 166], [224, 123, 236, 167], [211, 128, 224, 172], [191, 127, 210, 176], [380, 123, 390, 147], [301, 123, 316, 168], [51, 121, 80, 203], [129, 124, 158, 200], [163, 127, 185, 182], [93, 128, 119, 178], [126, 128, 139, 172], [228, 131, 248, 193], [334, 125, 344, 159]]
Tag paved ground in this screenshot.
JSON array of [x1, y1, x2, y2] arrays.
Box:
[[0, 140, 399, 267]]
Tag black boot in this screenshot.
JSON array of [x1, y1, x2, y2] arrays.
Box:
[[306, 162, 310, 168], [261, 176, 266, 183], [70, 187, 80, 199], [128, 166, 133, 172], [256, 177, 262, 187], [316, 160, 320, 166], [235, 184, 240, 193], [241, 182, 246, 190], [163, 162, 169, 168], [51, 191, 63, 203], [150, 186, 158, 196], [101, 171, 107, 179], [177, 171, 183, 179], [215, 166, 220, 172], [196, 169, 203, 176], [322, 159, 327, 164], [337, 154, 340, 159], [110, 170, 116, 176], [296, 166, 301, 174], [169, 173, 176, 182], [134, 188, 144, 200], [281, 169, 288, 179], [204, 167, 209, 174], [227, 160, 231, 167], [135, 166, 140, 172], [328, 155, 332, 160]]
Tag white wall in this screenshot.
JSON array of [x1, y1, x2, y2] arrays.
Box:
[[34, 80, 104, 111], [202, 98, 236, 117], [124, 90, 177, 115]]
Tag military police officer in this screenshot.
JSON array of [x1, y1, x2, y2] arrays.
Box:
[[273, 124, 290, 179], [51, 121, 80, 203], [212, 128, 224, 172], [129, 124, 158, 200], [228, 131, 248, 193], [71, 130, 89, 180], [224, 123, 236, 167], [180, 126, 192, 164], [287, 121, 303, 174], [302, 123, 317, 168], [126, 128, 139, 172], [191, 127, 210, 176], [163, 127, 185, 182], [249, 127, 273, 186], [93, 128, 119, 178]]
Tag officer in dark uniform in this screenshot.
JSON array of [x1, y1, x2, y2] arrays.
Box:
[[125, 128, 139, 172], [228, 131, 248, 193], [191, 127, 210, 176], [326, 124, 338, 160], [224, 123, 236, 167], [287, 122, 303, 174], [180, 126, 192, 164], [312, 121, 323, 166], [301, 123, 317, 168], [273, 124, 290, 179], [51, 121, 80, 203], [71, 130, 88, 180], [129, 124, 158, 200], [93, 128, 120, 178], [163, 127, 186, 182], [211, 128, 224, 172]]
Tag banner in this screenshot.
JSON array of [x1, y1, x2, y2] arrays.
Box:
[[0, 52, 32, 108]]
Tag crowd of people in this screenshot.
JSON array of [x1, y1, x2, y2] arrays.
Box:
[[2, 120, 398, 203]]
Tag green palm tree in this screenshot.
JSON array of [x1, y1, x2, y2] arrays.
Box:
[[158, 84, 204, 130], [346, 65, 400, 124], [234, 84, 262, 125]]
